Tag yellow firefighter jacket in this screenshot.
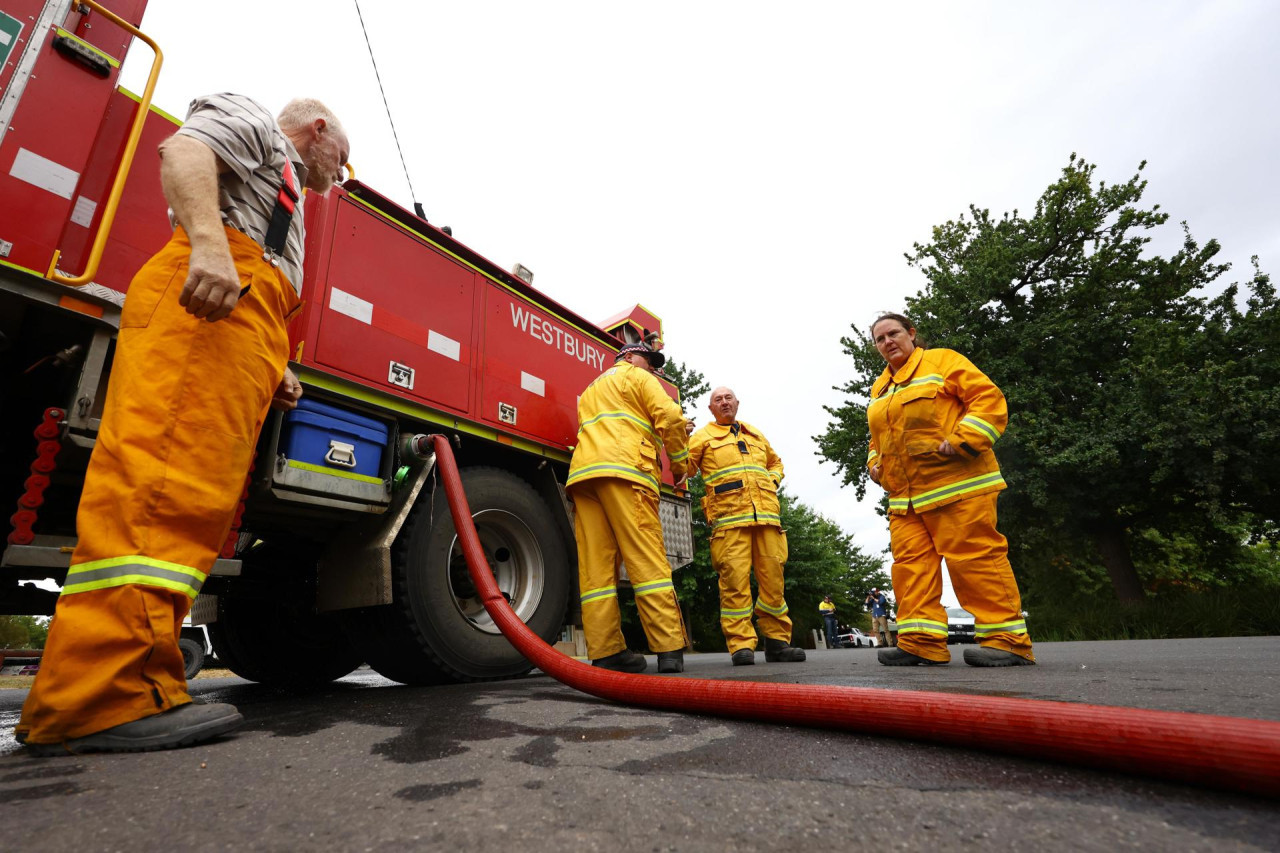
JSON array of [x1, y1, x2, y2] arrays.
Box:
[[866, 346, 1007, 515], [688, 420, 784, 532], [568, 361, 689, 494]]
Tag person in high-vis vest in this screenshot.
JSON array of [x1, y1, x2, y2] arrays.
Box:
[[688, 387, 805, 666], [819, 595, 838, 648], [17, 95, 350, 755], [866, 312, 1035, 667], [567, 341, 691, 674]]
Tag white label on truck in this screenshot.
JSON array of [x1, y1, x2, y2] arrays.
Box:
[[520, 371, 545, 397], [388, 361, 415, 389], [329, 286, 373, 324], [70, 195, 98, 227], [428, 330, 460, 361], [10, 148, 79, 199]]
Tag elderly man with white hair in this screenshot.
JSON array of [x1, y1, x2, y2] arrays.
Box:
[[18, 93, 349, 755], [688, 387, 806, 666]]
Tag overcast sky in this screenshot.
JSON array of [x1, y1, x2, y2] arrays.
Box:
[[119, 1, 1278, 604]]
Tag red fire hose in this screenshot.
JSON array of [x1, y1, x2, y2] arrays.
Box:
[[428, 435, 1280, 798]]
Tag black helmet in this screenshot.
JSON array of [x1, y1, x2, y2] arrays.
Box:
[[615, 341, 666, 369]]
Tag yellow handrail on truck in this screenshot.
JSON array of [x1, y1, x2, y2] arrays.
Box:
[[45, 0, 163, 287]]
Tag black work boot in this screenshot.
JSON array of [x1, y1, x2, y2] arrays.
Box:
[[877, 647, 947, 666], [730, 649, 755, 666], [592, 649, 647, 673], [963, 647, 1036, 667], [763, 638, 806, 663], [656, 650, 684, 673], [21, 702, 243, 756]]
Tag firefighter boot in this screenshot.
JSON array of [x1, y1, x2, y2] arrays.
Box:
[[656, 650, 684, 673], [878, 647, 947, 666], [763, 638, 806, 663], [592, 649, 648, 673], [963, 647, 1036, 667], [21, 702, 243, 756], [731, 649, 755, 666]]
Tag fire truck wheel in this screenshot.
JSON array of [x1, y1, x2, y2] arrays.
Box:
[[179, 637, 206, 680], [351, 466, 570, 683], [209, 548, 365, 687]]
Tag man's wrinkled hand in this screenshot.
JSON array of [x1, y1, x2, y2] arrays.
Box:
[[271, 367, 303, 412], [869, 464, 883, 485], [180, 244, 241, 322]]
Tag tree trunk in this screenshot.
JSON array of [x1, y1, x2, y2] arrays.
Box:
[[1094, 524, 1144, 603]]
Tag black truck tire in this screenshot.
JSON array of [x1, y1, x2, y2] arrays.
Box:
[[208, 544, 364, 687], [179, 637, 206, 680], [210, 594, 364, 687], [349, 466, 570, 684]]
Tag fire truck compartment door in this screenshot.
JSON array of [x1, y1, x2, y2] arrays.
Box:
[[315, 200, 474, 414]]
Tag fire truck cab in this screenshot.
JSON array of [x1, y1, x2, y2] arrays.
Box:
[[0, 0, 693, 685]]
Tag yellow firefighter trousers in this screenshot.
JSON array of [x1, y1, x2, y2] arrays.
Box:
[[571, 478, 685, 659], [889, 492, 1034, 663], [17, 226, 297, 745], [710, 524, 791, 653]]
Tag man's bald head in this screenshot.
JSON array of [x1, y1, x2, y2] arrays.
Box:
[[708, 386, 740, 425]]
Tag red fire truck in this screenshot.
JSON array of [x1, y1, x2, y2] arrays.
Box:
[[0, 0, 692, 685]]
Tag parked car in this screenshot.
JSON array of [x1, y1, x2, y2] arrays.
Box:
[[837, 628, 877, 648], [946, 607, 977, 644], [179, 622, 216, 679]]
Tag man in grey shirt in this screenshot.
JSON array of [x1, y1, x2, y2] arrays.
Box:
[[18, 94, 350, 756]]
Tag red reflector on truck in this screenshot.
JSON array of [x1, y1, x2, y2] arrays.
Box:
[[58, 295, 105, 318]]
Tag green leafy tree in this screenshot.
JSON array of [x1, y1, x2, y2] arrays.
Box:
[[0, 615, 48, 649], [776, 492, 887, 637], [817, 155, 1278, 604], [662, 359, 709, 415]]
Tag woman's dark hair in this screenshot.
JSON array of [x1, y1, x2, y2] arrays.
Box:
[[870, 312, 927, 348]]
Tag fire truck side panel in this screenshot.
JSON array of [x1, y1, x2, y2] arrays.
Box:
[[0, 0, 140, 277], [53, 89, 176, 292], [479, 286, 611, 449], [312, 198, 476, 415]]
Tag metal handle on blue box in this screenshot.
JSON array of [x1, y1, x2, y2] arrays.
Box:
[[325, 440, 357, 468]]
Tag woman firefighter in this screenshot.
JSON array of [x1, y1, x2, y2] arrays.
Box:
[[865, 312, 1035, 667]]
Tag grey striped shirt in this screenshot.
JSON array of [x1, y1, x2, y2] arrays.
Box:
[[174, 93, 309, 293]]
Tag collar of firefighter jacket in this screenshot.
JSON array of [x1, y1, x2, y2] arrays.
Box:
[[873, 345, 927, 397], [704, 420, 761, 438]]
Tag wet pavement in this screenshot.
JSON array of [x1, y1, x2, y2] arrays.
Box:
[[1, 637, 1278, 851]]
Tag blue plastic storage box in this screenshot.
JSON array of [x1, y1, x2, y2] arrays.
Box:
[[280, 398, 390, 479]]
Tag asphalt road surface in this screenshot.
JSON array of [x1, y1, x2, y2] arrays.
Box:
[[2, 637, 1278, 852]]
